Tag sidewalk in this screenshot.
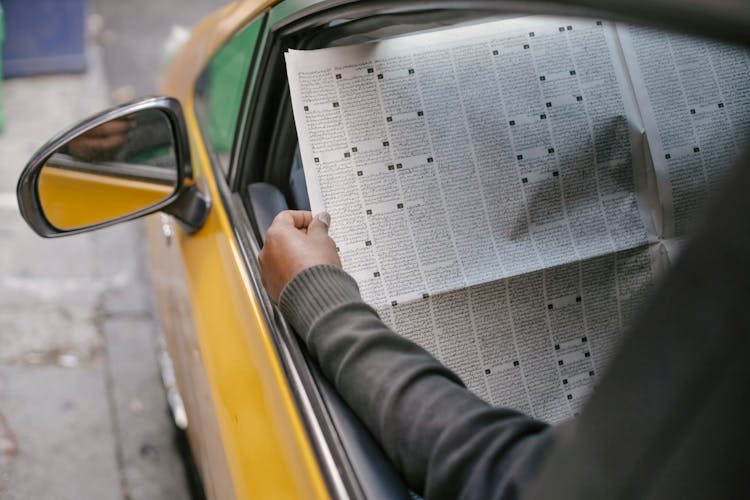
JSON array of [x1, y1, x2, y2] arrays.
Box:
[[0, 43, 190, 500]]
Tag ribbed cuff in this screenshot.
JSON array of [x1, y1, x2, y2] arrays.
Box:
[[279, 265, 362, 339]]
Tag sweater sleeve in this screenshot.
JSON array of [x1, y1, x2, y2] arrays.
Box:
[[280, 265, 558, 499]]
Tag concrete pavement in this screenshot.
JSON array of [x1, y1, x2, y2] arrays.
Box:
[[0, 1, 229, 498], [0, 47, 192, 499]]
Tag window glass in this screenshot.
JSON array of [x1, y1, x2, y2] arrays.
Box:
[[194, 16, 264, 175]]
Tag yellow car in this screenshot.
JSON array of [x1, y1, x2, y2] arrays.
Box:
[[15, 0, 749, 499]]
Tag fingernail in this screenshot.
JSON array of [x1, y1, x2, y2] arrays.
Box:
[[317, 211, 331, 227]]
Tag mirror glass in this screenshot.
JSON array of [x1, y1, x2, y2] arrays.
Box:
[[37, 109, 179, 230]]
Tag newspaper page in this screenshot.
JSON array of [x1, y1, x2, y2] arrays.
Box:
[[286, 17, 664, 423], [618, 25, 750, 249]]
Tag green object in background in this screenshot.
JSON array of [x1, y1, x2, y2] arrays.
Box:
[[205, 19, 262, 154], [0, 4, 5, 135]]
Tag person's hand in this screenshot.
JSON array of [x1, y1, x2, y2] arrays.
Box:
[[66, 119, 133, 162], [259, 210, 341, 303]]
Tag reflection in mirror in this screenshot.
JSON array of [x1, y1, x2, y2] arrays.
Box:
[[37, 109, 179, 230]]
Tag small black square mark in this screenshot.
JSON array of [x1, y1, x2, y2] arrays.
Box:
[[567, 394, 573, 400], [391, 300, 398, 307], [417, 110, 424, 117], [570, 70, 576, 75], [513, 360, 520, 366], [344, 152, 350, 158], [567, 25, 573, 31], [352, 147, 358, 152], [335, 73, 342, 79], [373, 271, 380, 277], [552, 171, 559, 177], [596, 20, 603, 25], [304, 105, 309, 111], [485, 368, 491, 375], [576, 95, 583, 102], [383, 141, 390, 147], [365, 240, 372, 246], [558, 360, 564, 366], [386, 116, 393, 122], [540, 75, 546, 81], [546, 102, 552, 108], [529, 31, 535, 37], [718, 102, 725, 108], [332, 102, 339, 108], [357, 170, 363, 176], [665, 154, 671, 159], [427, 157, 434, 163], [523, 44, 530, 50], [408, 68, 415, 74], [563, 379, 569, 385], [581, 336, 587, 342], [554, 344, 560, 350], [694, 147, 701, 153], [314, 157, 320, 163], [396, 163, 403, 169], [387, 165, 395, 171], [548, 304, 554, 310], [509, 120, 516, 126], [576, 296, 582, 303], [521, 177, 528, 184], [422, 293, 430, 299], [517, 154, 524, 161], [589, 370, 595, 376], [367, 68, 374, 73], [690, 109, 696, 114], [492, 49, 499, 55], [366, 209, 372, 215], [377, 73, 384, 79], [548, 147, 555, 154], [559, 26, 566, 32], [540, 114, 547, 119], [584, 351, 591, 358], [397, 203, 404, 209]]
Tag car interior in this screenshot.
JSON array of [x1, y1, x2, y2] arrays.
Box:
[[192, 1, 750, 498]]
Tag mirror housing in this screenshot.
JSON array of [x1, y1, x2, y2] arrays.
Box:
[[17, 96, 210, 237]]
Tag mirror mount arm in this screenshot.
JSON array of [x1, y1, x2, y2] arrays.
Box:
[[164, 179, 211, 234]]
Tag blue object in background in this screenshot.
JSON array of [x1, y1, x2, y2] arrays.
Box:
[[0, 3, 4, 133], [1, 0, 87, 78]]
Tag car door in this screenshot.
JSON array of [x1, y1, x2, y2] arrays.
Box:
[[147, 2, 330, 499]]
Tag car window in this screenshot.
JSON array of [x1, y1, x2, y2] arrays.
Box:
[[194, 15, 265, 176]]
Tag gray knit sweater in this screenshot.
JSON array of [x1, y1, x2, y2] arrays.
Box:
[[280, 265, 556, 500]]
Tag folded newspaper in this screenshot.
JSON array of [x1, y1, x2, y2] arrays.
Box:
[[285, 16, 750, 423]]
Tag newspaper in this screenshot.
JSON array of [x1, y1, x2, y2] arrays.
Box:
[[617, 25, 750, 249], [285, 16, 749, 423]]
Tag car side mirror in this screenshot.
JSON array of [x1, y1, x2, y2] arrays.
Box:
[[17, 96, 210, 237]]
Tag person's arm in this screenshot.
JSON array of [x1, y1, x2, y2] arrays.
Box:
[[259, 211, 557, 499]]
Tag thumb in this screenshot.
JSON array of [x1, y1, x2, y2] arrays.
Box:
[[308, 211, 331, 237]]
